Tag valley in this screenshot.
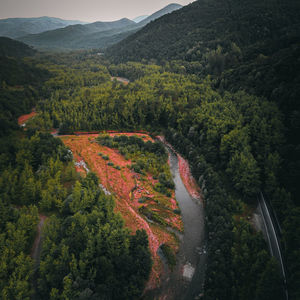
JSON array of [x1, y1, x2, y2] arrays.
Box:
[[0, 1, 299, 299]]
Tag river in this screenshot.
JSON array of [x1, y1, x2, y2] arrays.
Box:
[[145, 146, 207, 300]]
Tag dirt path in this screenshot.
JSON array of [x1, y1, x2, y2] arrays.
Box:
[[111, 76, 130, 85], [31, 215, 47, 262]]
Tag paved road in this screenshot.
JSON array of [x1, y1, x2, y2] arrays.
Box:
[[258, 192, 288, 300]]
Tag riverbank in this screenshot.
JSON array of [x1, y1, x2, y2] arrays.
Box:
[[144, 139, 206, 299], [60, 133, 183, 289]]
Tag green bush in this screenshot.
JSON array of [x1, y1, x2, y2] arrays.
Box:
[[161, 244, 176, 269]]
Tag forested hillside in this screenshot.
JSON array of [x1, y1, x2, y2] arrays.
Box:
[[0, 37, 36, 57], [0, 38, 49, 136]]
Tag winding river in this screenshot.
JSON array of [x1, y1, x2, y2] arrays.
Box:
[[146, 146, 207, 300]]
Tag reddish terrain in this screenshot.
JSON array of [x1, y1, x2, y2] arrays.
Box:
[[18, 110, 36, 126], [157, 136, 202, 201], [60, 133, 183, 288], [111, 76, 130, 85], [177, 154, 202, 201]]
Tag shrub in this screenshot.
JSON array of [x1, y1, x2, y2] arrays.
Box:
[[161, 244, 176, 269]]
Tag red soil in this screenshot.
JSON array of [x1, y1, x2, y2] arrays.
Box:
[[51, 129, 58, 135], [157, 136, 202, 201], [18, 110, 37, 126], [60, 133, 183, 289], [111, 76, 130, 85], [177, 154, 202, 201]]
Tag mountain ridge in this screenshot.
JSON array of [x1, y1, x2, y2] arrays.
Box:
[[15, 3, 183, 51], [0, 16, 87, 38], [133, 15, 149, 23], [139, 3, 182, 26]]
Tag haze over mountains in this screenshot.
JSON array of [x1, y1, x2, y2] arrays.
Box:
[[0, 16, 87, 39], [1, 3, 182, 51], [133, 15, 148, 23]]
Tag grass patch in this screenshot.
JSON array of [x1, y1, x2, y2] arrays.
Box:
[[161, 244, 176, 269], [139, 205, 166, 226]]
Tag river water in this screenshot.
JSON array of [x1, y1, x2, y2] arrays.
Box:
[[145, 147, 207, 300]]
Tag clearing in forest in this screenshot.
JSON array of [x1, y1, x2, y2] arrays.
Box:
[[60, 132, 183, 288]]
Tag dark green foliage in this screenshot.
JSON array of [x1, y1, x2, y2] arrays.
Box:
[[38, 174, 152, 299], [0, 37, 36, 58], [255, 258, 285, 300], [139, 205, 166, 226], [0, 205, 39, 299], [0, 131, 152, 299], [160, 244, 176, 269], [0, 43, 49, 136], [0, 129, 75, 297], [109, 0, 300, 69], [164, 128, 287, 300]]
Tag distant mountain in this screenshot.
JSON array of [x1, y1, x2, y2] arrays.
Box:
[[0, 16, 87, 38], [0, 36, 36, 58], [139, 3, 182, 26], [132, 15, 149, 23], [16, 3, 182, 51], [18, 18, 136, 50]]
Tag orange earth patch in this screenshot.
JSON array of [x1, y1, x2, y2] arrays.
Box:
[[18, 110, 37, 126], [111, 76, 130, 85], [157, 136, 202, 201], [178, 154, 202, 201], [60, 133, 183, 289]]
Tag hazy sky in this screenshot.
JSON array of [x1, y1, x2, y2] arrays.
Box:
[[0, 0, 195, 22]]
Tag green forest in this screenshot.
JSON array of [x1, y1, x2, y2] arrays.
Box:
[[0, 0, 300, 299]]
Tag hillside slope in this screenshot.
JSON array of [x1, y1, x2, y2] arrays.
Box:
[[108, 0, 300, 63], [0, 38, 49, 135], [139, 3, 182, 26], [0, 36, 36, 57]]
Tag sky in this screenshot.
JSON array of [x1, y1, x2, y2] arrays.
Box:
[[0, 0, 195, 22]]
